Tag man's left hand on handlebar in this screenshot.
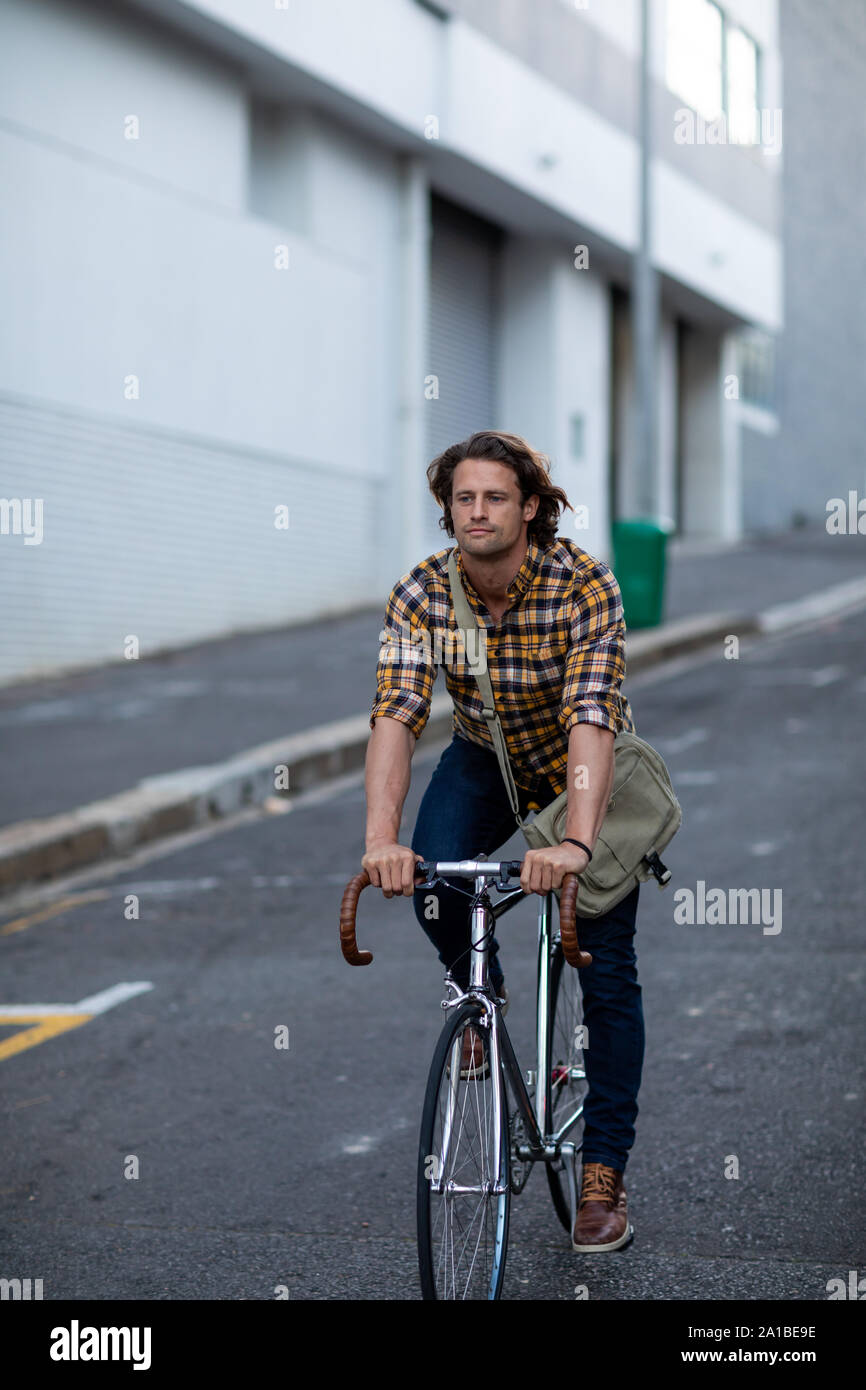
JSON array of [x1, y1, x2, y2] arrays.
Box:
[[520, 841, 589, 896]]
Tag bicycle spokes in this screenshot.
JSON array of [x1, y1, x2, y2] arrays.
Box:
[[419, 1012, 509, 1300]]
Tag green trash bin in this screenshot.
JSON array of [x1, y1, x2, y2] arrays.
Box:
[[611, 519, 670, 629]]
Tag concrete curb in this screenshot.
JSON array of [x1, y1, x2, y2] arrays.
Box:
[[2, 582, 864, 897], [757, 575, 866, 633], [624, 610, 759, 667]]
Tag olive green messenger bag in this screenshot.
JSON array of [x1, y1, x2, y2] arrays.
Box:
[[446, 551, 682, 918]]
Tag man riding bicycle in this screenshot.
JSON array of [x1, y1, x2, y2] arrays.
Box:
[[361, 429, 644, 1253]]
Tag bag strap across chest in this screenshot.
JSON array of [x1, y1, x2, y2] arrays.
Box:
[[446, 549, 527, 828]]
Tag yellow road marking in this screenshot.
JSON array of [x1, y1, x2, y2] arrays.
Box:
[[0, 890, 109, 937], [0, 981, 152, 1064], [0, 1013, 91, 1063]]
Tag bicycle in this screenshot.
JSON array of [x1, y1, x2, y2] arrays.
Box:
[[339, 856, 616, 1300]]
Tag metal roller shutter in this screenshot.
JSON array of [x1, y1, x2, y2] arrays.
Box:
[[423, 194, 503, 554]]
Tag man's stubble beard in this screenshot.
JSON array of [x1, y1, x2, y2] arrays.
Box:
[[455, 524, 518, 559]]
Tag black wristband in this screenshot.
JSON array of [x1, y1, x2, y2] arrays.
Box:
[[562, 837, 592, 862]]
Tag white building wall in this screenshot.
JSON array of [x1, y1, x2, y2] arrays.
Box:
[[498, 242, 612, 563], [177, 0, 782, 324], [498, 241, 556, 456], [0, 0, 784, 681], [680, 327, 726, 537], [0, 394, 377, 681], [0, 0, 408, 680], [577, 0, 779, 77], [1, 123, 375, 464], [653, 163, 782, 332], [656, 313, 678, 530], [0, 0, 247, 210], [550, 259, 614, 565], [719, 331, 744, 540], [611, 302, 678, 529]]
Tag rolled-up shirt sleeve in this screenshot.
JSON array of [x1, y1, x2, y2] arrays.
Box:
[[558, 559, 627, 735], [369, 573, 437, 737]]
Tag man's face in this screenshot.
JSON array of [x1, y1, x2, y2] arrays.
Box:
[[450, 458, 538, 558]]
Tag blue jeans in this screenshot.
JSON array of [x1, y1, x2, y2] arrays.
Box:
[[411, 734, 645, 1173]]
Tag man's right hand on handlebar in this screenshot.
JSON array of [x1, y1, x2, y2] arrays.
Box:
[[362, 841, 423, 898]]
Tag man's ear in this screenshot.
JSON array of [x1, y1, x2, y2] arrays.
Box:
[[523, 494, 539, 521]]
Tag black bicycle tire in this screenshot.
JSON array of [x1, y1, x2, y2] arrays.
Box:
[[417, 1001, 511, 1300], [545, 941, 588, 1232]]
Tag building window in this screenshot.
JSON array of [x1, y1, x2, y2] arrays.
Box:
[[726, 23, 759, 145], [666, 0, 761, 143], [737, 331, 775, 411], [666, 0, 724, 121]]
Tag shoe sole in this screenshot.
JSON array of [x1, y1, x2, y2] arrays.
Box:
[[571, 1222, 634, 1253], [458, 1062, 489, 1080]]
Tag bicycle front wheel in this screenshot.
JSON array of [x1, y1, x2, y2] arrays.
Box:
[[545, 939, 589, 1231], [417, 1002, 510, 1300]]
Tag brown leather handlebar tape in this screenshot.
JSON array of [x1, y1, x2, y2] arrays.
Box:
[[339, 869, 373, 966], [559, 872, 593, 969]]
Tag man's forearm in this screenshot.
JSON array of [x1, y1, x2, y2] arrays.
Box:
[[365, 716, 415, 847], [564, 723, 615, 849]]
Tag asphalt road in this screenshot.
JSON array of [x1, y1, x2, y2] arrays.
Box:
[[1, 607, 864, 1300]]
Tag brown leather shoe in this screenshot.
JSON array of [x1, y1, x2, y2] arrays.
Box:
[[571, 1162, 633, 1252], [449, 987, 509, 1081], [459, 1024, 488, 1078]]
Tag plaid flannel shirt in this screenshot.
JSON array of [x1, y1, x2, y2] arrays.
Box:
[[369, 537, 635, 800]]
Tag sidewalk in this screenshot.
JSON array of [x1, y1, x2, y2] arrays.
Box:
[[1, 524, 863, 892]]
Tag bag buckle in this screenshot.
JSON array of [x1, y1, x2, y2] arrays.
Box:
[[644, 850, 672, 886]]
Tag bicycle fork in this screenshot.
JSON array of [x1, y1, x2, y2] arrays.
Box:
[[435, 879, 508, 1195]]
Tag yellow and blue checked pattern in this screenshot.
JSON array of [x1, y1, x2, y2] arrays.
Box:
[[370, 538, 635, 798]]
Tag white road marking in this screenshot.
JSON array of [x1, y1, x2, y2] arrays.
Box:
[[750, 842, 778, 856], [341, 1115, 409, 1157], [0, 699, 79, 725], [672, 770, 718, 785], [810, 665, 845, 686], [747, 665, 845, 686], [75, 982, 154, 1014], [343, 1136, 376, 1155], [0, 982, 153, 1019], [759, 577, 866, 632], [120, 878, 220, 895]]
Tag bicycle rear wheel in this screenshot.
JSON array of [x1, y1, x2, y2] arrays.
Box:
[[417, 1002, 510, 1300], [545, 939, 589, 1231]]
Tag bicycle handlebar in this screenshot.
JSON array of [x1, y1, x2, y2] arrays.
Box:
[[338, 859, 592, 970]]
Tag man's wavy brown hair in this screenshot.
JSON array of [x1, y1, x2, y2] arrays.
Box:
[[426, 430, 572, 551]]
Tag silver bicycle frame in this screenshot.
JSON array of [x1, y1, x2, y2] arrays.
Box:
[[433, 860, 585, 1192]]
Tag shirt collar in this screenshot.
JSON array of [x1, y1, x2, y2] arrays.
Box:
[[455, 539, 545, 605]]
